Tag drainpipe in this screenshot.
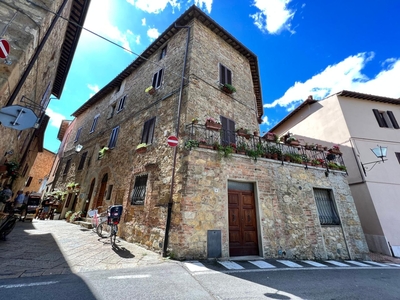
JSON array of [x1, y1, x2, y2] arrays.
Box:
[[6, 0, 69, 106], [162, 24, 191, 257]]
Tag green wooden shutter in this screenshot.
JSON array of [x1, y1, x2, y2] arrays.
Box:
[[387, 111, 399, 129], [372, 109, 385, 127]]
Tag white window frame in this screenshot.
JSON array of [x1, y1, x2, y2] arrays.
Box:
[[90, 114, 100, 133], [152, 69, 164, 89], [116, 95, 127, 113], [108, 126, 120, 149]]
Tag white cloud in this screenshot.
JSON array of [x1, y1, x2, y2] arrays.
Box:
[[194, 0, 213, 13], [84, 0, 134, 52], [147, 28, 160, 40], [126, 0, 180, 14], [141, 18, 146, 26], [262, 115, 271, 126], [250, 0, 296, 34], [87, 84, 100, 98], [46, 107, 66, 129], [264, 53, 400, 109]]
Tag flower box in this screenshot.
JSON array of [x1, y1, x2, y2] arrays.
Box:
[[145, 86, 155, 95], [136, 147, 147, 154], [236, 129, 250, 139], [290, 140, 300, 147], [205, 120, 222, 131], [198, 144, 214, 150]]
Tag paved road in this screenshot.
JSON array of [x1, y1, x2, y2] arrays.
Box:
[[0, 219, 169, 279]]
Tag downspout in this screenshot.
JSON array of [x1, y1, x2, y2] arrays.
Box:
[[162, 24, 191, 257], [6, 0, 69, 106]]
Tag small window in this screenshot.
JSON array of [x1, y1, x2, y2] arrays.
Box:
[[219, 63, 232, 85], [373, 109, 399, 129], [152, 69, 164, 89], [159, 46, 167, 60], [74, 127, 82, 143], [108, 126, 120, 149], [63, 159, 71, 176], [90, 115, 100, 133], [314, 189, 340, 225], [65, 193, 72, 207], [78, 151, 88, 170], [131, 175, 148, 205], [107, 103, 116, 119], [141, 117, 156, 145], [106, 184, 113, 200], [116, 95, 126, 113], [395, 152, 400, 164], [22, 164, 29, 177], [25, 176, 33, 187]]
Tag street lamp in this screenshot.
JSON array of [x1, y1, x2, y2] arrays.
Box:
[[75, 144, 83, 153], [361, 145, 388, 176]]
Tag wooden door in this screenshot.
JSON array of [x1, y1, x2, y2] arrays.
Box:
[[228, 189, 259, 256], [96, 174, 108, 208]]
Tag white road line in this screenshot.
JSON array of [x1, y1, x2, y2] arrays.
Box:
[[345, 261, 370, 267], [0, 281, 59, 289], [184, 261, 210, 272], [325, 261, 350, 267], [277, 260, 303, 268], [108, 275, 151, 279], [302, 260, 328, 267], [218, 261, 244, 270], [363, 261, 388, 267], [249, 260, 276, 268], [387, 263, 400, 267]]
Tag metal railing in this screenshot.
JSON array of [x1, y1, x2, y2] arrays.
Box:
[[184, 123, 347, 174]]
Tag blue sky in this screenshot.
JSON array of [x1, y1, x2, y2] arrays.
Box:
[[44, 0, 400, 153]]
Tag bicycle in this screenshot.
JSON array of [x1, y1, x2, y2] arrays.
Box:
[[107, 205, 123, 247], [88, 207, 108, 236], [109, 218, 119, 247]]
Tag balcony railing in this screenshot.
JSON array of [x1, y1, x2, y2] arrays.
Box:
[[184, 123, 347, 174]]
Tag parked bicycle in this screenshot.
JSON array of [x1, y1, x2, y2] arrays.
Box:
[[88, 207, 108, 236], [107, 205, 123, 247]]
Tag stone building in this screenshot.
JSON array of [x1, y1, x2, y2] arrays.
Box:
[[0, 0, 90, 192], [52, 5, 368, 260]]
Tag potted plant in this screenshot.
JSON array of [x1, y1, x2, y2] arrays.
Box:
[[136, 143, 147, 153], [198, 139, 213, 149], [215, 144, 235, 159], [328, 144, 342, 155], [184, 140, 199, 150], [191, 117, 199, 124], [205, 117, 222, 131], [98, 146, 109, 160], [236, 128, 250, 139], [284, 133, 300, 146], [269, 145, 282, 160], [265, 132, 278, 142], [236, 141, 248, 154], [67, 182, 75, 190], [220, 83, 236, 94], [145, 86, 155, 95], [327, 162, 339, 170]]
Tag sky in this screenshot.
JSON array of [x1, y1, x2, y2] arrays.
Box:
[[44, 0, 400, 153]]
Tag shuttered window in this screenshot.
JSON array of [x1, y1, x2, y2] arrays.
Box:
[[219, 64, 232, 85], [78, 151, 88, 170], [220, 116, 235, 146], [141, 117, 156, 145], [395, 152, 400, 164], [90, 115, 99, 133], [373, 109, 399, 129], [63, 159, 71, 176], [116, 95, 126, 112], [152, 69, 164, 89], [108, 126, 120, 149], [74, 127, 82, 142], [131, 175, 148, 205], [314, 188, 340, 225], [160, 46, 167, 60]]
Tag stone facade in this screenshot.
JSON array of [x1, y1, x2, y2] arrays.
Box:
[[52, 6, 368, 260]]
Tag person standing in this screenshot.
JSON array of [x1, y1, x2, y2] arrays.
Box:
[[14, 190, 25, 208], [0, 185, 13, 212]]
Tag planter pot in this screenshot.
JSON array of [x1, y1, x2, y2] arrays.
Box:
[[221, 86, 234, 94], [136, 147, 147, 154], [205, 121, 222, 131], [289, 141, 300, 147], [147, 88, 155, 95], [236, 150, 246, 155], [272, 153, 279, 160], [265, 135, 275, 142], [329, 149, 342, 155], [284, 155, 291, 162], [237, 130, 250, 139], [198, 144, 213, 150], [264, 153, 272, 159]]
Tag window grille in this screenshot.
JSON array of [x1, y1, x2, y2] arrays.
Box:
[[131, 175, 148, 205], [314, 188, 340, 225]]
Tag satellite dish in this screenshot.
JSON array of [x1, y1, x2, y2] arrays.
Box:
[[0, 105, 38, 130]]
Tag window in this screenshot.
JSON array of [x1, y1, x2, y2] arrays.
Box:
[[106, 184, 113, 200], [65, 193, 72, 207], [152, 69, 164, 89], [373, 109, 399, 129], [131, 175, 148, 205], [63, 159, 71, 176], [25, 176, 33, 187], [159, 46, 167, 60], [395, 152, 400, 164], [52, 160, 60, 176], [107, 103, 116, 119], [78, 151, 88, 170], [314, 189, 340, 225], [219, 63, 232, 85], [22, 164, 29, 177], [74, 127, 82, 143], [141, 117, 156, 145], [90, 114, 100, 133], [221, 116, 235, 146], [108, 126, 120, 149], [116, 95, 127, 112]]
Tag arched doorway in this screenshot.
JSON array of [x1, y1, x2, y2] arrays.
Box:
[[84, 178, 95, 212], [96, 173, 108, 208]]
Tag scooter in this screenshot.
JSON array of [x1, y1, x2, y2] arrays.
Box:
[[0, 204, 19, 240]]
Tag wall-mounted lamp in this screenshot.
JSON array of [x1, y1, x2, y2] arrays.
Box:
[[361, 145, 388, 176], [75, 144, 83, 153], [4, 150, 14, 157]]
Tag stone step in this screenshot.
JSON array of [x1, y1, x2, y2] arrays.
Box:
[[78, 221, 93, 229]]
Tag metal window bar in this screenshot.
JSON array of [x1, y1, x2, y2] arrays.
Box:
[[314, 189, 340, 225], [131, 175, 148, 205]]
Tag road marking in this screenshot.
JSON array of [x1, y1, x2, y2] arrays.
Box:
[[345, 261, 370, 267], [302, 260, 328, 267], [363, 261, 388, 267], [326, 261, 349, 267], [277, 260, 303, 268], [108, 275, 150, 279], [184, 261, 210, 272], [218, 261, 244, 270], [249, 260, 276, 268], [0, 281, 58, 289]]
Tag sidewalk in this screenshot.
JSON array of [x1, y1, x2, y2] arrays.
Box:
[[0, 219, 169, 279]]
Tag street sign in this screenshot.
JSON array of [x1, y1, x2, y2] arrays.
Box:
[[167, 135, 179, 147], [0, 105, 38, 130], [0, 39, 10, 59]]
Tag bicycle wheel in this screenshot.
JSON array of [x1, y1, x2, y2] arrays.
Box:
[[97, 221, 111, 238], [110, 225, 117, 247]]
